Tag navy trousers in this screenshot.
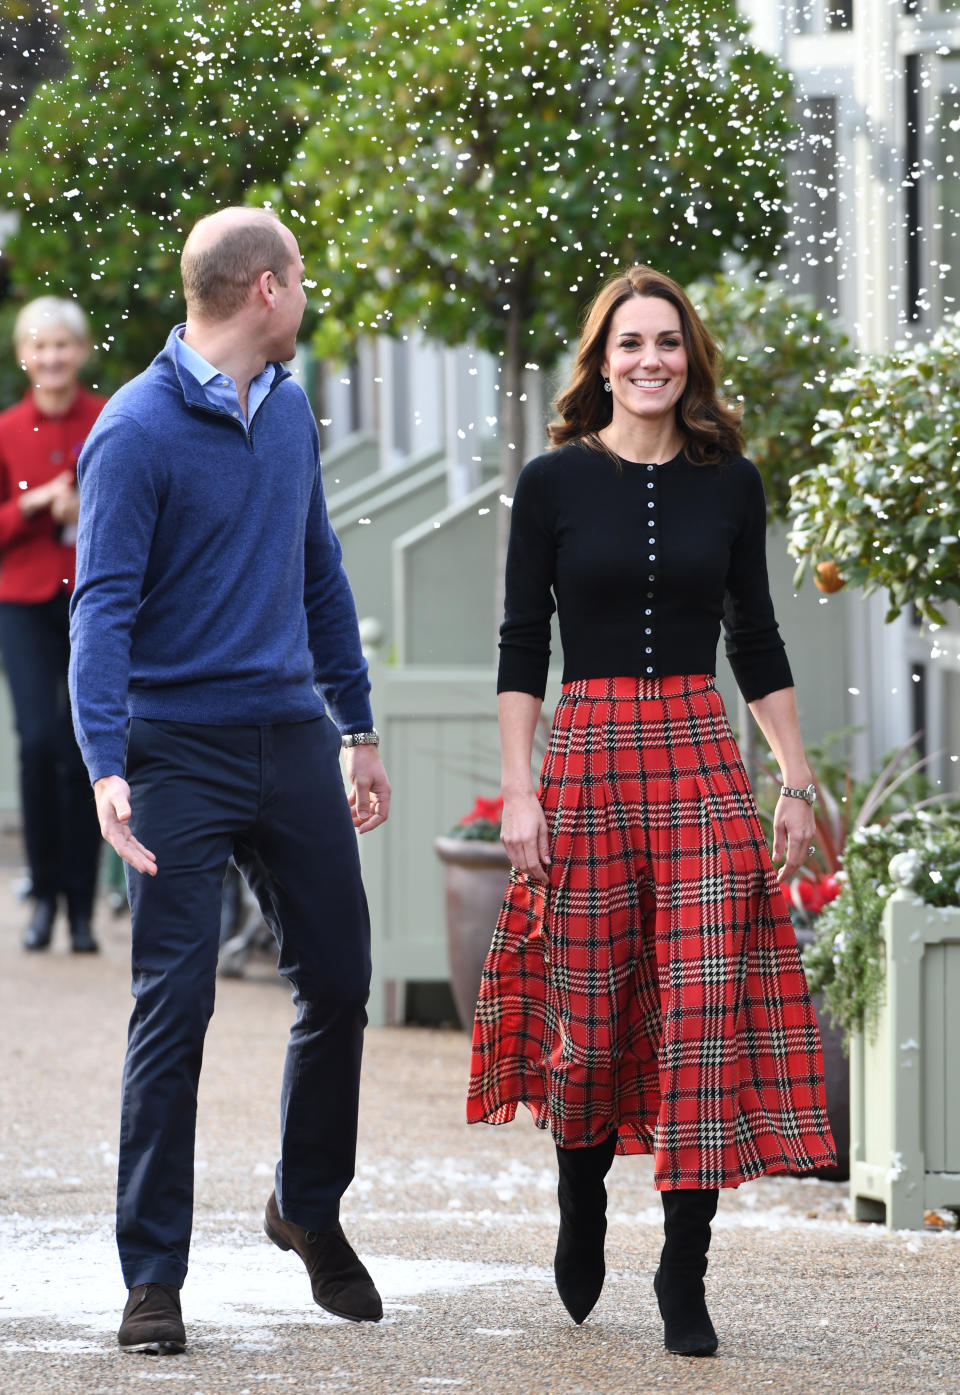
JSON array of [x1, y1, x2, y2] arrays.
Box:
[[0, 595, 101, 915], [118, 715, 371, 1289]]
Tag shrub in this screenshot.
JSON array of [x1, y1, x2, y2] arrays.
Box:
[[803, 809, 960, 1040], [787, 318, 960, 623]]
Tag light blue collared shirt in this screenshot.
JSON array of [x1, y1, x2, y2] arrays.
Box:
[[174, 329, 274, 430]]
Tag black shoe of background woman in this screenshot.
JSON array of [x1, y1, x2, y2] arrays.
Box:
[[22, 895, 99, 953], [69, 910, 99, 954], [23, 895, 56, 951]]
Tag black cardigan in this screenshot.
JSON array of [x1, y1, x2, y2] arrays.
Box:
[[497, 441, 793, 703]]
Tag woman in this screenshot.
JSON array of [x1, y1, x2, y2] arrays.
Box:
[[0, 297, 105, 952], [466, 267, 835, 1356]]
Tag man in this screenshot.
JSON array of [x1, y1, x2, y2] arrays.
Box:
[[69, 207, 391, 1355]]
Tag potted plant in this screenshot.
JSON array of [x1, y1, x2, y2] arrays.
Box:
[[754, 730, 943, 1180], [802, 809, 960, 1041], [800, 810, 960, 1228], [434, 796, 510, 1030]]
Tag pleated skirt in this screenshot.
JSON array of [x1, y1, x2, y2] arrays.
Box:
[[466, 675, 837, 1189]]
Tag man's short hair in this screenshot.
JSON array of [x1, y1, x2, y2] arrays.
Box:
[[181, 210, 291, 320], [13, 295, 89, 348]]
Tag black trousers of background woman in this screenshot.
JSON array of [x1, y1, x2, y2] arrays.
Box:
[[0, 593, 101, 937]]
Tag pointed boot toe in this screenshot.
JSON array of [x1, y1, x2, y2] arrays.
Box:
[[553, 1132, 617, 1325], [555, 1244, 605, 1325]]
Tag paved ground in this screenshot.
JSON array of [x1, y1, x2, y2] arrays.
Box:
[[1, 838, 959, 1395]]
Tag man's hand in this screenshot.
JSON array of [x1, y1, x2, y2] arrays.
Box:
[[344, 746, 390, 833], [93, 774, 158, 875]]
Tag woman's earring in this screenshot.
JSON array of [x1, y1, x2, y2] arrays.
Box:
[[602, 378, 611, 393]]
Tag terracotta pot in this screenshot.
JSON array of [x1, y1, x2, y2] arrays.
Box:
[[794, 922, 850, 1181], [434, 835, 512, 1031]]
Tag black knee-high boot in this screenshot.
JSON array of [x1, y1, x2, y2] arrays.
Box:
[[553, 1132, 618, 1324], [653, 1188, 719, 1356]]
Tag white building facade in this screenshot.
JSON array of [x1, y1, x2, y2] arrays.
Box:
[[740, 0, 960, 788]]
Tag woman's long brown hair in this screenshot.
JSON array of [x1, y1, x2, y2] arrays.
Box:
[[547, 265, 744, 464]]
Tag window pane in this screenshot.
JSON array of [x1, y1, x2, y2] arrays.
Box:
[[784, 97, 842, 314], [827, 1, 853, 29], [792, 1, 815, 33], [935, 64, 960, 315]]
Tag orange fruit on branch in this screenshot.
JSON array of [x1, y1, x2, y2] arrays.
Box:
[[814, 560, 845, 594]]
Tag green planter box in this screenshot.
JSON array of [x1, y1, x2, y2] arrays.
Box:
[[850, 891, 960, 1229]]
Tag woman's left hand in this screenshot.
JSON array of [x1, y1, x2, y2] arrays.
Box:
[[771, 794, 815, 884], [50, 488, 80, 525]]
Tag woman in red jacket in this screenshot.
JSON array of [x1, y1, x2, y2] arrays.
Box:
[[0, 297, 105, 951]]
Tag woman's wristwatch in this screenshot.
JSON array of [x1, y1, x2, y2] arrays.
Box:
[[780, 782, 817, 805], [341, 729, 379, 748]]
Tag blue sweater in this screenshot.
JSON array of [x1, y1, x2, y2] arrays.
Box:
[[69, 328, 373, 784]]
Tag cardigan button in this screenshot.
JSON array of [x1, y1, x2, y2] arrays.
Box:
[[646, 666, 654, 674], [648, 554, 656, 562], [645, 608, 652, 616], [648, 575, 655, 583], [645, 627, 652, 635], [645, 646, 653, 654]]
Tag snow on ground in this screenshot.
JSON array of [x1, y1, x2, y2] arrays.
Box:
[[0, 1211, 549, 1352]]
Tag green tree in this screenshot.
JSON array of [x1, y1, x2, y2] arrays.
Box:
[[689, 274, 854, 521], [2, 0, 320, 387], [265, 0, 795, 485], [788, 322, 960, 624]]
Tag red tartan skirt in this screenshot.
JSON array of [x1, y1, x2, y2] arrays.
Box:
[[466, 675, 836, 1189]]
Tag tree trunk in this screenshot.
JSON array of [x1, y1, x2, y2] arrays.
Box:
[[0, 3, 67, 148], [493, 296, 527, 659]]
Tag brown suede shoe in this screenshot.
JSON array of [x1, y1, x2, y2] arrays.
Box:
[[117, 1283, 186, 1354], [264, 1190, 382, 1322]]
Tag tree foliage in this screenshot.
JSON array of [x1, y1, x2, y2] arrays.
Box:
[[2, 0, 319, 387], [689, 274, 854, 520], [787, 318, 960, 623], [263, 0, 796, 480]]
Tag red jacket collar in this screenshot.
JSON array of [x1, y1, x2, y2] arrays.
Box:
[[22, 385, 100, 426]]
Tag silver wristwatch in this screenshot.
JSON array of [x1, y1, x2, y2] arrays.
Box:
[[780, 782, 817, 805], [341, 728, 379, 749]]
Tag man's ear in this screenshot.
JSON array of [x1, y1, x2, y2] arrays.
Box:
[[254, 269, 276, 308]]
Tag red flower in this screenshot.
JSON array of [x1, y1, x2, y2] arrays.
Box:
[[459, 795, 504, 826], [792, 874, 842, 917], [819, 875, 841, 905], [795, 879, 825, 914]]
